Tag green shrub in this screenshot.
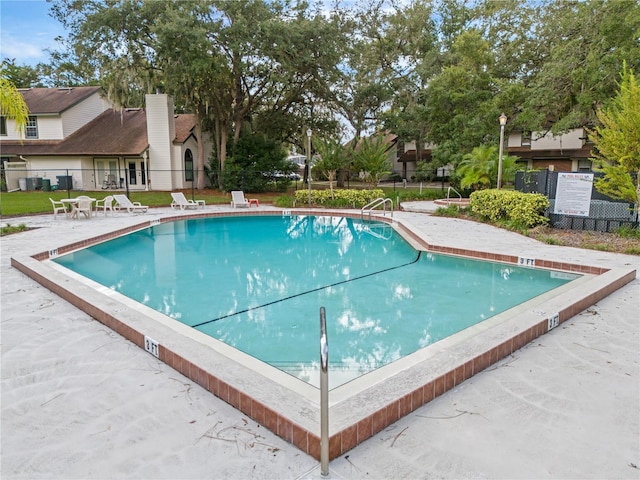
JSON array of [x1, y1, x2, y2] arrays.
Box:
[[469, 189, 549, 228], [294, 188, 386, 208], [273, 195, 295, 208], [433, 205, 463, 217], [616, 224, 640, 239], [391, 188, 443, 201], [0, 223, 28, 236]]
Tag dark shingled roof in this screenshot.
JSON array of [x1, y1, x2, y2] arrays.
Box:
[[0, 109, 196, 157], [54, 108, 149, 155], [174, 114, 196, 143], [17, 86, 103, 114]]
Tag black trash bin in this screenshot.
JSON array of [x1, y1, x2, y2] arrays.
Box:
[[56, 175, 73, 190]]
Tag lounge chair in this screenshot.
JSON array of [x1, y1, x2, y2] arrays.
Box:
[[171, 192, 205, 210], [113, 194, 149, 213], [95, 195, 115, 216], [230, 191, 249, 208], [50, 198, 68, 219]]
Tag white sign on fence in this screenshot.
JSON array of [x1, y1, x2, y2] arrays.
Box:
[[553, 172, 594, 216]]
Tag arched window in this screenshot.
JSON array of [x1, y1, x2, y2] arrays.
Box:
[[184, 149, 194, 181]]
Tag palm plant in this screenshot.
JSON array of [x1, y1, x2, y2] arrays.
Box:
[[314, 136, 350, 199], [350, 135, 393, 188], [458, 144, 517, 189]]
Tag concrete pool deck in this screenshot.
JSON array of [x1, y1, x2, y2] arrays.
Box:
[[1, 202, 639, 479]]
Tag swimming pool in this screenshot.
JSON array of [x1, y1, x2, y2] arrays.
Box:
[[52, 214, 578, 388], [12, 209, 636, 461]]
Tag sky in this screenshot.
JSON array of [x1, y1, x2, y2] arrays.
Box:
[[0, 0, 65, 67]]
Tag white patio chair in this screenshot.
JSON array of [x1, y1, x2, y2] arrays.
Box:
[[73, 196, 93, 219], [50, 198, 68, 219], [113, 194, 148, 214], [230, 191, 249, 208], [95, 195, 115, 216], [171, 192, 205, 210]]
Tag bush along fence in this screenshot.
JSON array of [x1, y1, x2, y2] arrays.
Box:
[[469, 190, 550, 230], [515, 170, 638, 233], [293, 189, 386, 208]]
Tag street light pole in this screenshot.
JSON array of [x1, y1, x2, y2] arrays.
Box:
[[497, 113, 507, 189], [307, 129, 312, 206]]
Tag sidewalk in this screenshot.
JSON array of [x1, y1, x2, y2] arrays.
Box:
[[1, 206, 638, 479]]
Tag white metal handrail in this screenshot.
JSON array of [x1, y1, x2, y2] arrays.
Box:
[[361, 197, 393, 221], [446, 186, 462, 201]]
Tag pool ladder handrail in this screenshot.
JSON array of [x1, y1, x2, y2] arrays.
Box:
[[446, 186, 462, 201], [363, 223, 393, 240], [361, 197, 393, 221]]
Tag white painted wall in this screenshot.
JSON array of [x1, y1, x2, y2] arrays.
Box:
[[3, 116, 62, 140], [34, 116, 63, 140], [61, 91, 112, 138], [27, 156, 93, 190], [3, 90, 112, 140], [173, 136, 206, 188], [532, 128, 583, 150], [508, 128, 585, 150], [145, 94, 175, 190], [507, 132, 523, 148]]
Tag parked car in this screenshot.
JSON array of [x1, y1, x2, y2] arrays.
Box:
[[262, 171, 301, 181]]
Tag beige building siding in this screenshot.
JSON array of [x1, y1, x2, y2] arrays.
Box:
[[32, 116, 63, 140], [531, 128, 583, 150], [3, 116, 62, 141], [3, 90, 111, 141], [61, 92, 113, 139], [508, 128, 585, 150]]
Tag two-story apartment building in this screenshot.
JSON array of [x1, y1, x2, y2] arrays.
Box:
[[0, 87, 207, 191], [391, 128, 593, 180], [507, 128, 593, 172]]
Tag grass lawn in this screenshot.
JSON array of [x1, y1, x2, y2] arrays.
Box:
[[0, 189, 284, 217]]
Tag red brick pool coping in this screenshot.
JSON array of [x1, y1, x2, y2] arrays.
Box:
[[11, 210, 636, 461]]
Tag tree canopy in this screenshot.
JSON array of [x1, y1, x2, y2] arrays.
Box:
[[589, 63, 640, 205], [10, 0, 639, 187]]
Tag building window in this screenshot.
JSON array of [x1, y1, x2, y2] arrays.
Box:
[[184, 149, 194, 181], [26, 116, 38, 139], [0, 116, 6, 136], [521, 131, 531, 146], [577, 159, 592, 172]]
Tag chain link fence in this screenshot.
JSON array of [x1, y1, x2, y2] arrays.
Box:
[[1, 163, 449, 195], [515, 170, 638, 232]]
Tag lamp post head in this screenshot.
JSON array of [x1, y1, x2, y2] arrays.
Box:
[[307, 129, 312, 138], [499, 113, 507, 126]]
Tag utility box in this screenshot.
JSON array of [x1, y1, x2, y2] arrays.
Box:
[[42, 178, 51, 191], [56, 175, 73, 190]]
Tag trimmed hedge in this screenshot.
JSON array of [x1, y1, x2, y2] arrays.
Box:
[[294, 188, 386, 208], [469, 189, 549, 228]]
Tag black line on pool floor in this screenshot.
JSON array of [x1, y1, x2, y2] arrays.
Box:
[[190, 251, 422, 328]]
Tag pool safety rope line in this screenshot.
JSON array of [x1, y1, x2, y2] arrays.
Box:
[[190, 251, 422, 329]]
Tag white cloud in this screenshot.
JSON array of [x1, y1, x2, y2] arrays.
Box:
[[0, 35, 46, 61]]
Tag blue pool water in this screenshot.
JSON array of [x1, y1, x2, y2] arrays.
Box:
[[54, 215, 580, 387]]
